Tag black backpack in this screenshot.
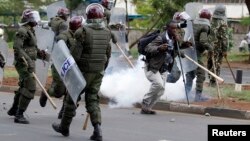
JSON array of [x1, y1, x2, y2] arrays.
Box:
[[137, 30, 161, 55]]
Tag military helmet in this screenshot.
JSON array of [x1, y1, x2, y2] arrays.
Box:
[[21, 9, 40, 26], [173, 12, 183, 22], [199, 9, 212, 20], [101, 0, 114, 10], [86, 3, 104, 23], [69, 16, 83, 31], [213, 4, 226, 19], [57, 7, 70, 18]]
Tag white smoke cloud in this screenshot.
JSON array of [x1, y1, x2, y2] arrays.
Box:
[[100, 57, 195, 108]]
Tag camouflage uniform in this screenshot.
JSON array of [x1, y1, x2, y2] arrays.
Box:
[[47, 16, 68, 97], [57, 23, 114, 134], [8, 24, 46, 123], [39, 15, 69, 119], [185, 17, 213, 100], [49, 16, 68, 36], [207, 5, 228, 86]]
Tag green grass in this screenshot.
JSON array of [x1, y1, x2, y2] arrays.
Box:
[[204, 85, 250, 102], [227, 52, 249, 62], [3, 68, 18, 78], [222, 87, 250, 102]]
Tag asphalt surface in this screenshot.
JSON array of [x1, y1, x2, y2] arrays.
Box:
[[0, 92, 250, 141]]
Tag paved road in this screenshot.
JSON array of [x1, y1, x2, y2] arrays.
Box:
[[0, 92, 250, 141]]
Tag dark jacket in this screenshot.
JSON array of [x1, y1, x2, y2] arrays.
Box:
[[145, 30, 190, 73]]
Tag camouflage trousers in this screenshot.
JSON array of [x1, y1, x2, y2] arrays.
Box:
[[47, 65, 67, 98], [60, 71, 104, 129], [207, 51, 223, 85], [185, 52, 206, 94], [13, 60, 36, 111]]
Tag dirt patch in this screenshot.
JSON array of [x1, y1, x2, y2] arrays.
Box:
[[2, 76, 53, 89], [193, 98, 250, 111], [221, 61, 250, 69]]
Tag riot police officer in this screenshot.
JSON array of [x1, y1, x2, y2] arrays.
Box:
[[52, 4, 115, 141], [39, 7, 70, 116], [7, 9, 47, 124], [185, 9, 213, 101]]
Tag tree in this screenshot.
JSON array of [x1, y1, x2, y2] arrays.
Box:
[[129, 0, 194, 48]]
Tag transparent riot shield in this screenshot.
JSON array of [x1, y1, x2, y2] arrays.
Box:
[[0, 38, 8, 86], [176, 20, 198, 73], [34, 26, 54, 87], [175, 9, 200, 73], [47, 0, 66, 20], [184, 2, 203, 20], [52, 40, 86, 105], [107, 7, 129, 74]]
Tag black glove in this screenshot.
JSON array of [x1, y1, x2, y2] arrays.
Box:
[[38, 50, 47, 60], [158, 44, 168, 52], [178, 20, 187, 28]]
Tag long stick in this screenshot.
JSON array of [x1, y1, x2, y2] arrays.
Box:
[[176, 42, 189, 105], [115, 43, 135, 68], [82, 114, 90, 130], [22, 57, 57, 109], [212, 56, 221, 99], [224, 57, 236, 82], [184, 54, 224, 83]]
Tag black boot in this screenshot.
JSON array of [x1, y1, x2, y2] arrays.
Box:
[[39, 91, 47, 107], [52, 123, 69, 137], [7, 107, 17, 116], [90, 124, 102, 141], [7, 91, 20, 116], [14, 109, 29, 124]]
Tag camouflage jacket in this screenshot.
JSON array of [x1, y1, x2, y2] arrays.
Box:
[[209, 18, 228, 52]]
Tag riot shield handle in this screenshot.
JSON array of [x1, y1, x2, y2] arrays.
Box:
[[22, 57, 57, 109]]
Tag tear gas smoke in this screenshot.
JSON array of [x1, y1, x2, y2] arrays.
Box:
[[100, 56, 195, 108]]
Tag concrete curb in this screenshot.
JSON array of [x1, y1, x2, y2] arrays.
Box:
[[1, 85, 249, 120]]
